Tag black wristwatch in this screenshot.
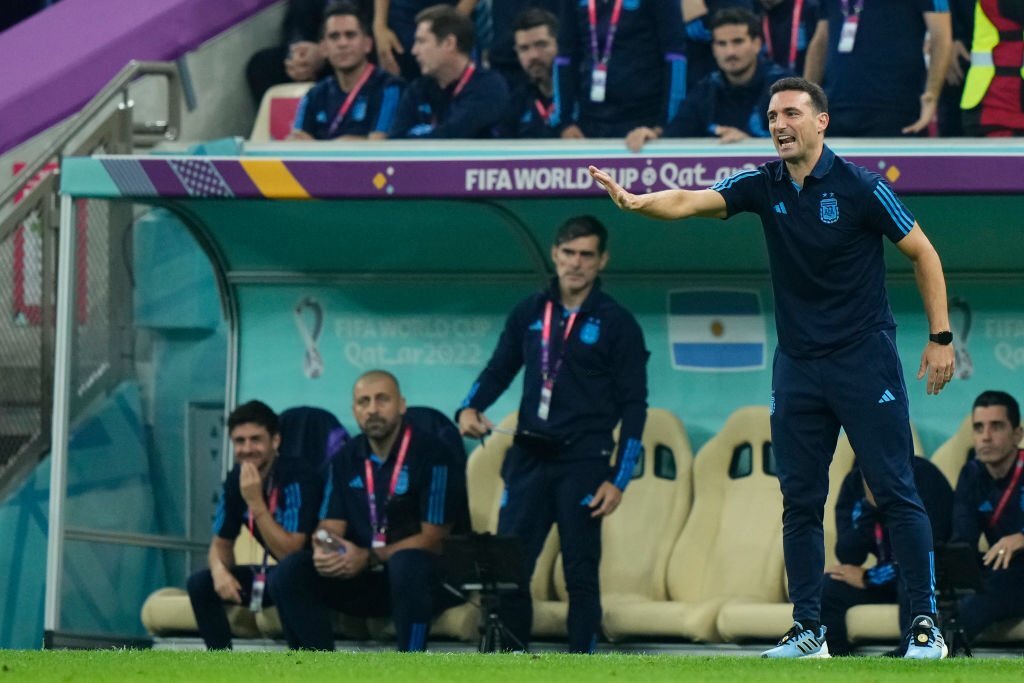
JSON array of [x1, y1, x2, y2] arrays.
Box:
[[929, 331, 953, 345]]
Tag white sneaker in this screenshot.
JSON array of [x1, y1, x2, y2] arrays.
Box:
[[903, 615, 948, 659], [761, 622, 831, 659]]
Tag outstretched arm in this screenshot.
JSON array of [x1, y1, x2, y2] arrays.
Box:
[[589, 165, 727, 220]]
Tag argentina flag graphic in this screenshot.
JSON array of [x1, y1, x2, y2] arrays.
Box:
[[668, 289, 767, 371]]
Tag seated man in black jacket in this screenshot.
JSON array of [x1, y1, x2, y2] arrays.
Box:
[[951, 390, 1024, 644], [625, 7, 791, 151], [821, 456, 953, 656]]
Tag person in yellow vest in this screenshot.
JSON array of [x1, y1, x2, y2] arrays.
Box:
[[960, 0, 1024, 136]]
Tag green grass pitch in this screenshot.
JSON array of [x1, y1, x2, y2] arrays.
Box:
[[0, 651, 1021, 683]]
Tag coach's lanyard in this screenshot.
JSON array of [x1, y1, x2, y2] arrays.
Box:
[[452, 62, 476, 98], [989, 449, 1024, 529], [534, 98, 555, 124], [327, 64, 376, 137], [247, 480, 279, 568], [762, 0, 804, 71], [588, 0, 624, 68], [873, 521, 888, 563], [538, 301, 578, 421], [365, 426, 412, 547]]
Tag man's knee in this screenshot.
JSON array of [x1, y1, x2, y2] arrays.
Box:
[[269, 551, 315, 598], [387, 549, 435, 590], [186, 569, 215, 600]]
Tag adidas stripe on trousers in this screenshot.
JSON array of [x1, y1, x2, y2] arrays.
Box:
[[771, 329, 937, 625]]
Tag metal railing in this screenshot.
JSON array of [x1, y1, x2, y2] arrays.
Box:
[[0, 60, 183, 500]]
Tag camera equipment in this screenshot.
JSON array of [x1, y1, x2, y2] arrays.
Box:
[[934, 542, 983, 658], [440, 533, 526, 652]]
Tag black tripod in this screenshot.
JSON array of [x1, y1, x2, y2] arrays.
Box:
[[937, 589, 972, 658], [934, 542, 982, 658], [440, 534, 527, 653]]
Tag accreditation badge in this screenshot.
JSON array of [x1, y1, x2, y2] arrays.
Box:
[[837, 15, 859, 53], [537, 381, 553, 421], [590, 65, 608, 103], [249, 571, 267, 612]]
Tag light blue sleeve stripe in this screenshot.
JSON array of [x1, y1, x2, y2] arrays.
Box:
[[292, 94, 309, 131], [282, 482, 301, 532], [875, 183, 915, 228], [375, 85, 401, 133], [711, 169, 759, 192], [614, 438, 642, 490], [666, 55, 687, 121], [428, 465, 448, 524], [873, 186, 913, 234], [930, 0, 949, 12], [211, 485, 226, 534], [319, 466, 334, 520], [460, 382, 480, 409]]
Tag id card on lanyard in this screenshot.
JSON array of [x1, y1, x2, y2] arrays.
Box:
[[538, 301, 578, 421], [837, 0, 864, 54], [588, 0, 624, 103], [365, 426, 412, 552], [247, 482, 279, 613], [326, 64, 376, 138]]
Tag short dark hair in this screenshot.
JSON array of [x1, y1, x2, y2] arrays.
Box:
[[228, 400, 280, 436], [416, 4, 475, 55], [513, 7, 559, 37], [709, 7, 761, 40], [322, 1, 370, 37], [973, 390, 1021, 428], [554, 215, 608, 253], [769, 76, 829, 114]]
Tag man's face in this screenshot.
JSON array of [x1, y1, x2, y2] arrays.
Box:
[[551, 235, 608, 295], [711, 24, 761, 80], [972, 405, 1023, 468], [230, 423, 280, 474], [514, 25, 557, 82], [412, 21, 448, 77], [767, 89, 829, 162], [322, 14, 372, 72], [352, 376, 406, 443]]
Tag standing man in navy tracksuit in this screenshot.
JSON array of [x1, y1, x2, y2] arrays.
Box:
[[555, 0, 687, 138], [271, 370, 468, 651], [458, 215, 649, 653], [592, 77, 955, 659]]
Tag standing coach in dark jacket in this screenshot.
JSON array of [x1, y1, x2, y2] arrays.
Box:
[[458, 215, 649, 653]]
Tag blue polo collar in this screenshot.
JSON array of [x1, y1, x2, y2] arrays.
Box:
[[774, 144, 836, 184]]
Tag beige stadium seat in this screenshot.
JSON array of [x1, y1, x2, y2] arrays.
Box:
[[141, 527, 269, 637], [249, 82, 314, 142], [594, 406, 779, 642], [542, 409, 694, 640], [930, 415, 974, 489]]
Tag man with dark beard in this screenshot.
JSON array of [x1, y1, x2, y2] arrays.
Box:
[[271, 370, 468, 650], [498, 8, 561, 138]]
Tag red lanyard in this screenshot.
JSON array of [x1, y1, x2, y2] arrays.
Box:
[[534, 98, 555, 124], [452, 63, 476, 98], [762, 0, 804, 71], [364, 426, 412, 535], [327, 64, 376, 137], [989, 449, 1024, 529], [588, 0, 624, 67], [541, 301, 578, 383], [247, 483, 279, 539], [873, 521, 888, 562]]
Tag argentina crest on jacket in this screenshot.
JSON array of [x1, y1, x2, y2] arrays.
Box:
[[819, 193, 839, 224]]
